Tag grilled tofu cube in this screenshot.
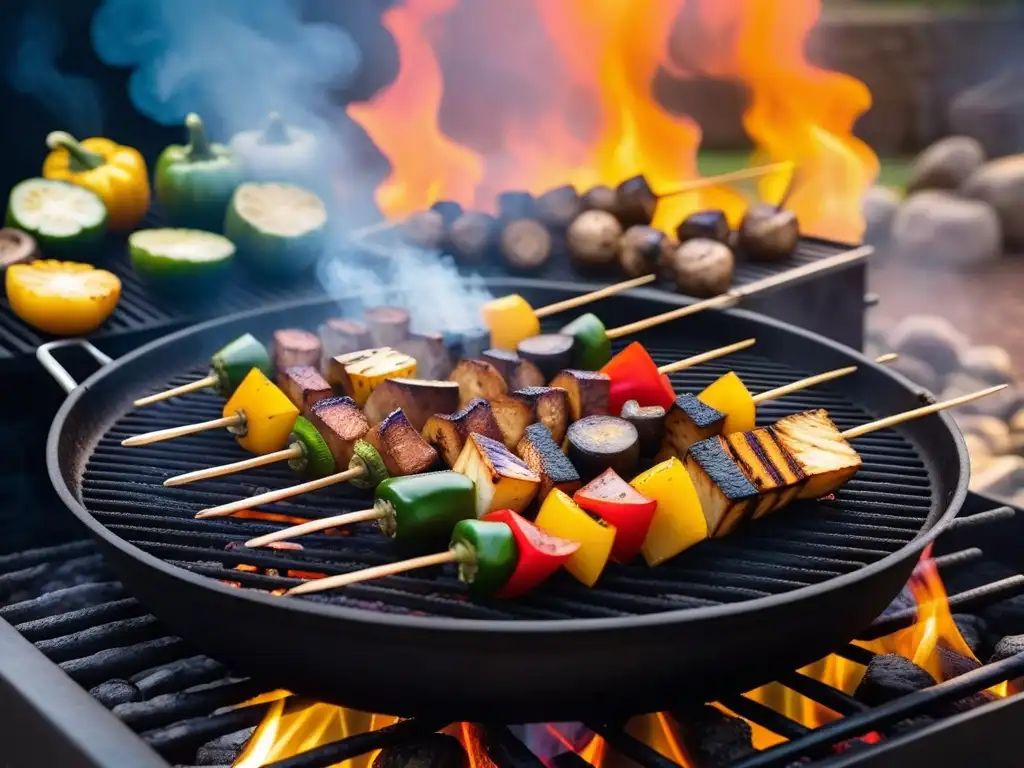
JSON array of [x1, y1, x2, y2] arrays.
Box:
[[367, 408, 439, 477], [656, 394, 726, 461], [550, 370, 610, 421], [481, 348, 545, 389], [326, 347, 417, 407], [514, 386, 570, 444], [421, 399, 505, 467], [223, 369, 301, 455], [698, 371, 756, 435], [308, 396, 371, 467], [363, 378, 460, 432], [448, 359, 508, 407], [771, 409, 862, 500], [684, 435, 759, 537], [453, 432, 541, 516], [277, 365, 334, 413], [726, 428, 806, 518], [516, 422, 582, 503], [491, 394, 536, 449], [271, 329, 322, 371], [395, 332, 453, 380]]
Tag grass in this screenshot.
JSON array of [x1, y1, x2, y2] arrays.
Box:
[[697, 150, 914, 192]]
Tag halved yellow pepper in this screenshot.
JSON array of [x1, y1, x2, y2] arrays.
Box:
[[223, 368, 299, 454], [481, 294, 540, 351], [698, 371, 755, 435], [534, 489, 616, 587], [6, 261, 121, 335], [631, 457, 708, 567]]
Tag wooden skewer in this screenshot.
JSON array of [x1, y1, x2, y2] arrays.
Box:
[[605, 245, 872, 341], [194, 466, 366, 519], [841, 385, 1008, 441], [753, 352, 895, 404], [657, 338, 756, 375], [287, 550, 459, 596], [657, 161, 795, 200], [134, 374, 219, 408], [121, 414, 243, 448], [164, 444, 304, 487], [532, 274, 656, 319], [245, 507, 385, 548], [874, 352, 898, 364]]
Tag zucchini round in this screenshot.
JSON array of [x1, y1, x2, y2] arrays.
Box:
[[287, 417, 336, 478], [348, 440, 390, 489]]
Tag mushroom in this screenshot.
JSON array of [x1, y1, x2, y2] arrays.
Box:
[[737, 203, 799, 261], [582, 185, 618, 215], [667, 238, 735, 298], [613, 175, 658, 228], [500, 219, 552, 272], [535, 185, 583, 230], [619, 225, 674, 278], [566, 210, 623, 269], [676, 209, 730, 245]]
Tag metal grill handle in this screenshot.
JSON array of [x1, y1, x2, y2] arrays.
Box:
[[37, 339, 113, 394]]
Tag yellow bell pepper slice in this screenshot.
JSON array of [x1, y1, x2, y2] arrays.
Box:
[[223, 368, 300, 454], [5, 261, 121, 336], [43, 131, 151, 232], [481, 294, 540, 351], [698, 371, 756, 435], [631, 457, 708, 567], [534, 489, 616, 587]]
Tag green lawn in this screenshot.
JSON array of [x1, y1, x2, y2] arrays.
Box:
[[697, 150, 913, 193]]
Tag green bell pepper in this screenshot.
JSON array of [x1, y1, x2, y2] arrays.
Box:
[[450, 519, 518, 597], [155, 113, 243, 231], [229, 112, 321, 187], [561, 313, 612, 370], [373, 471, 475, 544], [209, 333, 272, 396]]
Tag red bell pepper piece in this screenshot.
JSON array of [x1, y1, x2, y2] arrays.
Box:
[[601, 342, 676, 416], [573, 468, 658, 562], [483, 509, 580, 598]]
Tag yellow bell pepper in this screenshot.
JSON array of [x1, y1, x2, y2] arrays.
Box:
[[698, 371, 756, 435], [631, 457, 708, 567], [43, 131, 150, 231], [222, 368, 300, 454], [481, 294, 540, 351], [534, 489, 616, 587], [6, 261, 120, 335]]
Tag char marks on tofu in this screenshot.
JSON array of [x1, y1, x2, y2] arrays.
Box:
[[421, 398, 505, 467], [771, 409, 862, 500], [308, 396, 371, 468], [657, 394, 726, 461], [725, 427, 806, 519], [326, 347, 418, 407]]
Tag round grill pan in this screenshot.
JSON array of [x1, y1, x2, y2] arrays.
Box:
[[45, 279, 969, 721]]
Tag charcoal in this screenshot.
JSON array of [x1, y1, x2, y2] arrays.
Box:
[[673, 705, 756, 767], [0, 554, 108, 603], [980, 588, 1024, 641], [953, 614, 988, 657], [887, 716, 936, 736], [141, 701, 277, 764], [195, 727, 256, 765], [854, 654, 936, 706], [112, 679, 266, 731], [938, 646, 981, 680], [0, 539, 95, 573], [36, 615, 162, 663], [551, 754, 591, 768], [0, 580, 123, 623], [133, 655, 228, 698], [947, 689, 998, 715], [60, 636, 186, 688], [371, 733, 467, 768], [15, 598, 142, 642], [990, 633, 1024, 662], [90, 679, 142, 708]]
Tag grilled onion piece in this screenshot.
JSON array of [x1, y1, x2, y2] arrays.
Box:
[[550, 369, 610, 421], [308, 395, 371, 468], [453, 432, 541, 517], [567, 415, 640, 480], [421, 398, 505, 467], [277, 365, 333, 412], [363, 378, 460, 431], [516, 422, 582, 503], [448, 358, 508, 406], [771, 409, 862, 500]]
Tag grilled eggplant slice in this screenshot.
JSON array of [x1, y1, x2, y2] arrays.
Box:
[[326, 347, 417, 407], [684, 435, 759, 537], [516, 422, 581, 503], [271, 329, 321, 371], [453, 432, 541, 516], [367, 408, 439, 477], [364, 306, 411, 347], [621, 399, 666, 458], [656, 394, 726, 461], [550, 369, 610, 421], [308, 395, 371, 468], [517, 334, 575, 381], [395, 332, 452, 380], [421, 399, 505, 467], [448, 358, 508, 407], [319, 318, 372, 364], [490, 394, 536, 450], [567, 415, 640, 480], [513, 386, 570, 444], [481, 348, 545, 389], [277, 365, 333, 413], [363, 377, 460, 431], [726, 427, 807, 518], [771, 409, 862, 500]]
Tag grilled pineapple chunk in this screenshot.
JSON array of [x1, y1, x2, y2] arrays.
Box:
[[453, 432, 541, 516], [684, 435, 759, 537], [726, 428, 807, 518], [771, 409, 862, 500], [656, 394, 726, 461], [698, 372, 756, 435], [326, 347, 417, 407]]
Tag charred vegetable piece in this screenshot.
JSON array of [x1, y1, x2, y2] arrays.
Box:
[[271, 329, 321, 371], [448, 358, 508, 406], [517, 333, 575, 381], [399, 210, 445, 250], [738, 204, 799, 262], [453, 432, 541, 517], [327, 347, 418, 407], [431, 200, 463, 227], [421, 398, 504, 467], [566, 210, 622, 269], [726, 427, 806, 518], [631, 457, 708, 566], [582, 185, 618, 215], [374, 471, 475, 545], [698, 372, 756, 435], [515, 422, 581, 503], [620, 400, 666, 459], [347, 439, 390, 489], [601, 341, 676, 415], [771, 409, 862, 500], [449, 211, 497, 264], [395, 332, 452, 380], [500, 219, 552, 272], [656, 393, 726, 461], [277, 365, 333, 412], [450, 519, 518, 597], [550, 369, 610, 421], [483, 509, 580, 597], [490, 394, 536, 450], [560, 313, 611, 370], [308, 395, 371, 468], [566, 415, 640, 480], [481, 348, 545, 390], [497, 191, 536, 221], [677, 210, 730, 244], [287, 416, 336, 478], [619, 225, 672, 278], [685, 435, 759, 537], [481, 294, 541, 351], [210, 333, 272, 397], [363, 377, 460, 431], [534, 489, 615, 587], [668, 239, 735, 298], [364, 306, 411, 347], [574, 468, 657, 563], [372, 734, 466, 768], [514, 386, 570, 444], [366, 408, 439, 478], [223, 368, 300, 455], [536, 185, 582, 230], [614, 175, 657, 228], [319, 318, 372, 363]]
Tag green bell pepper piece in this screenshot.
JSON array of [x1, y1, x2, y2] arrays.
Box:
[[373, 471, 475, 544], [209, 333, 272, 396], [561, 313, 611, 370], [450, 519, 517, 597]]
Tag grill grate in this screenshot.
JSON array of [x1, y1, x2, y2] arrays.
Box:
[[80, 337, 933, 620]]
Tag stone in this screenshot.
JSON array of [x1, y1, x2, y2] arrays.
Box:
[[891, 191, 1001, 271], [889, 354, 943, 395], [960, 345, 1016, 387], [943, 371, 1019, 420], [888, 315, 970, 377], [907, 137, 986, 193], [990, 633, 1024, 663], [854, 654, 936, 707], [862, 185, 900, 251], [950, 70, 1024, 160], [962, 155, 1024, 248], [956, 414, 1012, 455]]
